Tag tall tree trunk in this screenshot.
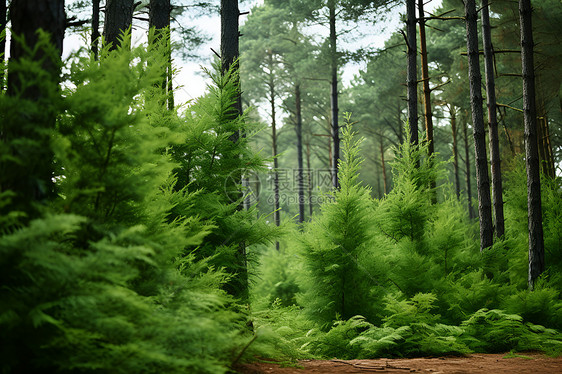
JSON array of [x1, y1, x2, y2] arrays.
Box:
[[149, 0, 170, 31], [329, 1, 340, 189], [374, 156, 381, 198], [167, 58, 174, 110], [221, 0, 249, 300], [481, 0, 505, 238], [519, 0, 544, 290], [296, 84, 305, 224], [268, 52, 280, 250], [0, 0, 6, 90], [306, 140, 313, 217], [103, 0, 134, 50], [450, 106, 461, 199], [221, 0, 242, 126], [418, 0, 433, 155], [463, 113, 475, 219], [3, 0, 65, 219], [397, 98, 403, 144], [406, 0, 418, 145], [149, 0, 173, 109], [380, 136, 387, 195], [91, 0, 100, 58], [465, 0, 493, 251]]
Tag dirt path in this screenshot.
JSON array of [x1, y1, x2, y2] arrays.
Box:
[[236, 353, 562, 373]]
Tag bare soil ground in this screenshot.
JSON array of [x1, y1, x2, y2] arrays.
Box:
[[235, 353, 562, 373]]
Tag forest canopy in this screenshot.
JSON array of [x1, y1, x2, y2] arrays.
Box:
[[0, 0, 561, 373]]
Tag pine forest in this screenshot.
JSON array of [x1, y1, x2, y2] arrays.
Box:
[[1, 0, 562, 373]]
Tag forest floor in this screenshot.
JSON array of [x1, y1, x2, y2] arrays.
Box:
[[235, 353, 562, 373]]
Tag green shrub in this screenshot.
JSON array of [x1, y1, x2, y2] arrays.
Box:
[[297, 116, 385, 326]]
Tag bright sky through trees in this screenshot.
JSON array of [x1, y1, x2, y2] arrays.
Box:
[[57, 0, 443, 107]]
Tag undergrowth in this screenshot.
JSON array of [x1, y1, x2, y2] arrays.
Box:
[[248, 120, 562, 360]]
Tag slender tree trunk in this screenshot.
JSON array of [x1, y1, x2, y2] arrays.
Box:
[[0, 0, 6, 90], [465, 0, 493, 251], [3, 0, 65, 218], [329, 1, 339, 189], [481, 0, 505, 238], [221, 0, 249, 301], [221, 0, 242, 126], [406, 0, 418, 145], [463, 115, 475, 219], [149, 0, 173, 109], [327, 124, 333, 171], [450, 106, 461, 199], [397, 99, 403, 144], [374, 156, 381, 198], [418, 0, 433, 155], [296, 84, 305, 224], [167, 58, 174, 110], [103, 0, 134, 50], [519, 0, 544, 290], [380, 136, 387, 194], [91, 0, 100, 58], [268, 52, 280, 250], [306, 140, 313, 217]]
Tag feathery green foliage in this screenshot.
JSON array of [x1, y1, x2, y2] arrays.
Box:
[[249, 120, 562, 360], [0, 34, 268, 373], [298, 114, 385, 326]]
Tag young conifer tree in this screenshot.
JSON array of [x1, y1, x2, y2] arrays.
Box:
[[168, 60, 277, 302], [299, 114, 383, 327]]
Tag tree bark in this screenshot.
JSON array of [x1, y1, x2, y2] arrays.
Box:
[[91, 0, 100, 58], [306, 140, 313, 217], [462, 115, 475, 219], [465, 0, 493, 251], [406, 0, 418, 145], [296, 84, 305, 224], [397, 99, 403, 144], [149, 0, 173, 109], [519, 0, 544, 290], [450, 106, 461, 199], [149, 0, 170, 30], [221, 0, 248, 301], [329, 0, 340, 189], [418, 0, 433, 155], [221, 0, 242, 135], [3, 0, 65, 218], [103, 0, 134, 50], [268, 51, 280, 249], [481, 0, 505, 238]]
